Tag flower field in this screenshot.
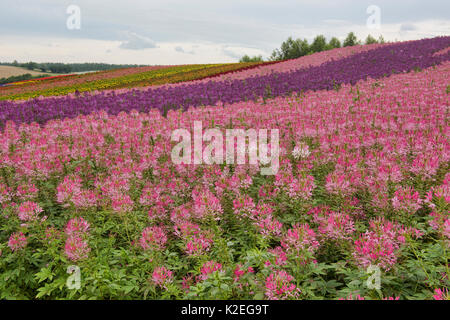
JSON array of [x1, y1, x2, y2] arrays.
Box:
[[0, 37, 449, 300], [0, 61, 270, 101], [1, 37, 449, 125]]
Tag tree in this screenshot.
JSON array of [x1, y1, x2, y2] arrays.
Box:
[[327, 37, 341, 49], [378, 35, 386, 44], [24, 61, 38, 70], [343, 32, 359, 47], [270, 37, 309, 60], [310, 35, 327, 53], [48, 63, 72, 73], [239, 55, 264, 63], [365, 34, 378, 45]]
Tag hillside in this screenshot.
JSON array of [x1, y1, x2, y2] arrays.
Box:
[[0, 37, 449, 301], [0, 65, 55, 78]]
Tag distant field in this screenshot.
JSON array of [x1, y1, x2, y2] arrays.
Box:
[[0, 62, 270, 100], [0, 65, 56, 78]]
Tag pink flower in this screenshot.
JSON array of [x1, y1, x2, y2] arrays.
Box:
[[233, 195, 256, 220], [56, 175, 98, 208], [65, 235, 90, 261], [424, 175, 449, 209], [266, 246, 288, 266], [8, 232, 27, 251], [71, 190, 98, 208], [275, 172, 316, 200], [265, 270, 300, 300], [233, 264, 254, 282], [139, 226, 167, 250], [199, 261, 223, 281], [16, 183, 38, 200], [433, 288, 449, 300], [313, 209, 355, 241], [428, 211, 450, 240], [65, 217, 90, 236], [170, 204, 193, 224], [353, 231, 398, 271], [192, 187, 223, 220], [391, 186, 422, 213], [255, 215, 283, 239], [17, 201, 43, 221], [111, 194, 134, 213], [174, 221, 201, 238], [281, 223, 320, 257], [325, 171, 352, 195], [152, 266, 173, 289], [185, 234, 213, 257], [57, 175, 82, 205], [0, 183, 11, 204]]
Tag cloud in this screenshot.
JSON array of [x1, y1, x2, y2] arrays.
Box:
[[119, 32, 158, 50], [222, 47, 244, 59], [222, 46, 268, 60], [400, 23, 417, 32], [0, 1, 449, 63], [175, 46, 195, 54]]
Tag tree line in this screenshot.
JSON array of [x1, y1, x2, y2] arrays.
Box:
[[0, 61, 148, 74], [0, 73, 53, 85], [240, 32, 385, 62]]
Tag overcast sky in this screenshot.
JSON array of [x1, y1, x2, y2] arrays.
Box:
[[0, 0, 449, 64]]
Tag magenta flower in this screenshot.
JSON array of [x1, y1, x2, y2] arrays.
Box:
[[152, 266, 174, 289], [391, 186, 422, 214], [17, 201, 43, 221], [64, 235, 90, 261], [433, 288, 449, 300], [16, 183, 38, 200], [65, 217, 90, 236], [199, 261, 223, 281], [185, 234, 213, 257], [8, 232, 27, 251], [265, 270, 300, 300], [281, 223, 320, 256], [139, 226, 167, 250]]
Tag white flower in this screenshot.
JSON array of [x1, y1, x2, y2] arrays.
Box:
[[292, 143, 311, 160]]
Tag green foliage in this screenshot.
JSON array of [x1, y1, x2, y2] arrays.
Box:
[[268, 32, 375, 61], [343, 32, 360, 47], [310, 35, 327, 53], [365, 34, 379, 45], [239, 55, 264, 63], [0, 73, 51, 85], [270, 37, 310, 61], [327, 37, 342, 49], [24, 61, 39, 71]]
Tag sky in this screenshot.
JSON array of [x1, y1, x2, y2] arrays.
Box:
[[0, 0, 449, 64]]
